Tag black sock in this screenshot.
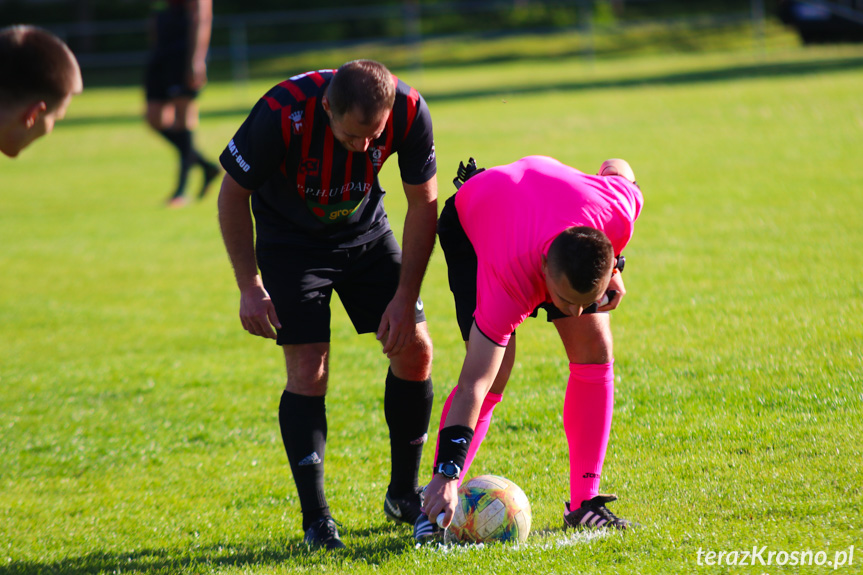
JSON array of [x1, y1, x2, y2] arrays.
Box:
[[158, 129, 195, 199], [384, 369, 434, 498], [279, 390, 329, 531], [198, 157, 220, 199]]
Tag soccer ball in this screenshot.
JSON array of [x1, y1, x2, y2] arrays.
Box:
[[449, 474, 532, 544]]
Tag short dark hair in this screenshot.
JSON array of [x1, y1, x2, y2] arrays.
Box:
[[327, 59, 395, 124], [546, 226, 614, 294], [0, 25, 82, 110]]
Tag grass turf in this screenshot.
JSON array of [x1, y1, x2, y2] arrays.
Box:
[[1, 27, 862, 574]]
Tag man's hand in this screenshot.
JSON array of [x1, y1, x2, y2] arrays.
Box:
[[453, 157, 485, 190], [597, 272, 626, 312], [376, 291, 419, 357], [186, 60, 207, 91], [422, 474, 460, 529], [239, 277, 281, 339]]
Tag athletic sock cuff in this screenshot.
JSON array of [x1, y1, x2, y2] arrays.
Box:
[[435, 425, 474, 469], [483, 392, 503, 406], [568, 362, 614, 385], [385, 367, 433, 387], [280, 390, 326, 412]]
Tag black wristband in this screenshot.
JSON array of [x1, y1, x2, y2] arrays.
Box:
[[435, 425, 475, 470]]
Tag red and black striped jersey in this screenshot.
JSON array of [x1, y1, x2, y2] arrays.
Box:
[[220, 69, 437, 248]]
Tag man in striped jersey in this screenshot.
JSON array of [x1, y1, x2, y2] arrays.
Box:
[[218, 60, 437, 550], [416, 156, 642, 540]]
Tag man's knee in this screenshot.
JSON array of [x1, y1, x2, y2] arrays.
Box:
[[558, 315, 614, 364], [283, 343, 330, 396], [572, 336, 613, 364], [146, 102, 170, 130], [391, 324, 433, 381]]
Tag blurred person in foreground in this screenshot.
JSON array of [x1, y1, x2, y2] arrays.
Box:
[[0, 25, 82, 158], [217, 59, 438, 550], [415, 155, 643, 541], [144, 0, 220, 207]]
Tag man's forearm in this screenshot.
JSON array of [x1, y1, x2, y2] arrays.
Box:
[[444, 324, 509, 429], [217, 179, 259, 291], [398, 201, 437, 299], [187, 0, 212, 71], [398, 178, 438, 300]]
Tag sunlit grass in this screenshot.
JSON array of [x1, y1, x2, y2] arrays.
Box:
[[1, 29, 861, 574]]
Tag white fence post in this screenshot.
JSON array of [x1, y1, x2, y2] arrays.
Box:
[[404, 0, 423, 74], [229, 20, 249, 87], [752, 0, 766, 55]]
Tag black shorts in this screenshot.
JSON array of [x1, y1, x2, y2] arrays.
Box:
[[144, 51, 199, 102], [437, 194, 564, 342], [256, 231, 426, 346], [145, 7, 198, 102]]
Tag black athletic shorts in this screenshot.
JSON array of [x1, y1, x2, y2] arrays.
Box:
[[145, 5, 199, 102], [437, 194, 564, 343], [256, 230, 426, 346], [144, 51, 199, 101]]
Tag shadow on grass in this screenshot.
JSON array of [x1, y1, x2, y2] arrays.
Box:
[[65, 54, 863, 129], [0, 531, 418, 575], [422, 53, 863, 102]]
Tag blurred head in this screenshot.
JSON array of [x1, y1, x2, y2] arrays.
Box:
[[0, 25, 83, 158], [598, 158, 636, 183], [542, 226, 615, 317], [323, 59, 394, 152]]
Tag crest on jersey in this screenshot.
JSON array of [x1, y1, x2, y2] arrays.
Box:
[[300, 158, 320, 177], [370, 146, 384, 169], [290, 110, 304, 135]]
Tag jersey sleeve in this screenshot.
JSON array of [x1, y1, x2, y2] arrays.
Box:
[[473, 262, 532, 347], [220, 97, 287, 191], [396, 93, 437, 186]]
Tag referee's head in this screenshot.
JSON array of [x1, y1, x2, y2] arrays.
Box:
[[543, 226, 615, 316]]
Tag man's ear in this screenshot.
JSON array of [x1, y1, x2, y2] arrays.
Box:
[[23, 101, 48, 129]]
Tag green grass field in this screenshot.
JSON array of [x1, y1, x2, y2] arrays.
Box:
[[2, 27, 862, 574]]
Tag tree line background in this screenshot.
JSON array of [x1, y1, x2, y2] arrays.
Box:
[[2, 0, 782, 46], [1, 0, 799, 85]]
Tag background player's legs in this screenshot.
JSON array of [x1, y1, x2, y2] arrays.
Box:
[[433, 334, 516, 482], [146, 97, 219, 205], [554, 314, 614, 504], [278, 343, 332, 531]]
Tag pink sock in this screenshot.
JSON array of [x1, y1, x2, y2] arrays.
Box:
[[564, 362, 614, 505], [434, 386, 503, 485]]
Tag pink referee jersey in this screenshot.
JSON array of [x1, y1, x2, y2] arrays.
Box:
[[455, 155, 643, 346]]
